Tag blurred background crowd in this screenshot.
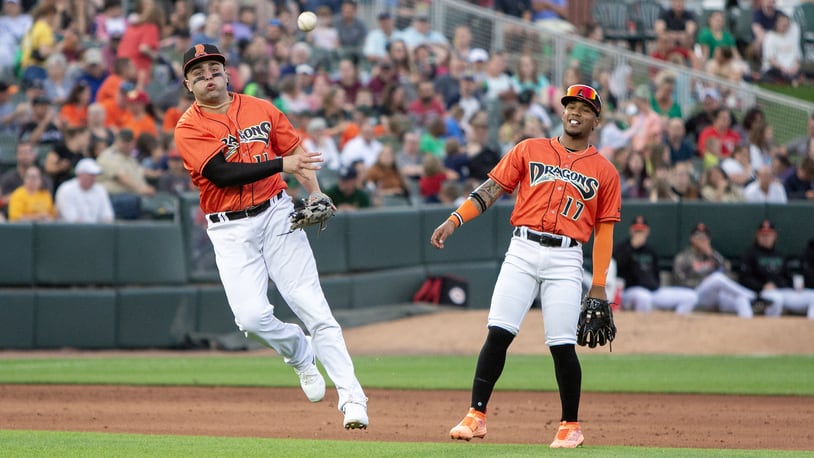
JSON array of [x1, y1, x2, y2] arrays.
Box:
[[0, 0, 812, 224]]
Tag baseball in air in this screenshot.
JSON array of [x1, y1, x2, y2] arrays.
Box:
[[297, 11, 317, 32]]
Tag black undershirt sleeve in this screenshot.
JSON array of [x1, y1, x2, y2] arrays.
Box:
[[201, 153, 284, 188]]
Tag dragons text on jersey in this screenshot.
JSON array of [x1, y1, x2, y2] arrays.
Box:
[[529, 162, 599, 201]]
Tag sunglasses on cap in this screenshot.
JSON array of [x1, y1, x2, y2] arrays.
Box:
[[562, 84, 602, 115]]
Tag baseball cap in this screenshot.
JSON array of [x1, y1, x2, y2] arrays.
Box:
[[267, 18, 282, 27], [188, 13, 206, 32], [561, 84, 602, 115], [183, 43, 226, 76], [702, 87, 721, 101], [75, 157, 102, 175], [377, 11, 391, 20], [307, 117, 327, 132], [32, 95, 50, 105], [296, 64, 314, 75], [757, 219, 777, 234], [339, 166, 358, 180], [468, 48, 489, 63], [691, 222, 711, 237], [630, 215, 649, 231], [83, 48, 104, 65], [23, 78, 44, 91], [126, 90, 149, 104], [118, 128, 134, 142]]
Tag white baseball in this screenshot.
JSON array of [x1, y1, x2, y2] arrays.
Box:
[[297, 11, 317, 32]]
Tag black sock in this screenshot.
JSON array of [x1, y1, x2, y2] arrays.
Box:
[[471, 326, 515, 413], [549, 344, 581, 422]]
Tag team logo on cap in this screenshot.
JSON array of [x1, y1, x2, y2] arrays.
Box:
[[194, 44, 206, 57]]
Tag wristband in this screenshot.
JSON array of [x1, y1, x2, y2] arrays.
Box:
[[447, 199, 480, 228]]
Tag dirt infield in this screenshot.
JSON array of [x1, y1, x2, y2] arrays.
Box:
[[1, 310, 813, 450]]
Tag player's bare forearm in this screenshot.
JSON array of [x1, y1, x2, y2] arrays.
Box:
[[469, 179, 505, 212], [286, 145, 323, 193]]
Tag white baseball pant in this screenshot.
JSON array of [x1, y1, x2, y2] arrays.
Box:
[[622, 286, 699, 313], [207, 193, 367, 410], [488, 236, 584, 346], [760, 288, 814, 319], [695, 271, 756, 318]]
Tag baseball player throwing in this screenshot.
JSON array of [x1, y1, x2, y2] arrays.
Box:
[[431, 84, 621, 448], [174, 44, 368, 429]]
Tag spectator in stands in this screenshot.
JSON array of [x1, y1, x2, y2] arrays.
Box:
[[325, 165, 370, 211], [772, 152, 795, 181], [629, 84, 663, 155], [161, 90, 194, 141], [620, 151, 651, 199], [651, 71, 682, 119], [309, 6, 340, 60], [303, 117, 341, 172], [451, 73, 483, 128], [783, 157, 814, 200], [136, 132, 166, 186], [96, 58, 136, 107], [655, 0, 698, 58], [467, 47, 490, 85], [100, 81, 134, 132], [719, 144, 754, 186], [667, 162, 700, 201], [419, 153, 457, 204], [0, 142, 52, 210], [750, 0, 781, 67], [217, 0, 252, 43], [156, 147, 192, 196], [87, 103, 113, 158], [412, 43, 439, 82], [334, 58, 364, 109], [116, 0, 163, 90], [697, 107, 741, 160], [684, 87, 723, 144], [0, 82, 22, 134], [191, 12, 221, 46], [396, 131, 424, 181], [736, 106, 766, 147], [705, 46, 747, 83], [481, 52, 515, 103], [408, 80, 446, 129], [363, 12, 399, 65], [701, 165, 743, 202], [19, 3, 58, 78], [443, 137, 469, 181], [786, 112, 814, 159], [43, 125, 91, 193], [363, 144, 410, 204], [650, 32, 692, 69], [54, 157, 114, 223], [512, 53, 551, 101], [0, 0, 32, 76], [697, 10, 737, 61], [18, 95, 61, 148], [7, 165, 54, 222], [614, 215, 699, 313], [673, 222, 756, 318], [341, 118, 383, 170], [122, 90, 158, 140], [94, 0, 127, 43], [663, 117, 696, 165], [743, 165, 787, 203], [75, 48, 109, 104], [530, 0, 575, 34], [335, 0, 367, 59], [495, 0, 532, 21], [387, 39, 413, 82], [740, 219, 814, 319], [747, 121, 775, 173], [568, 22, 602, 83], [379, 83, 409, 118], [464, 111, 500, 183], [434, 53, 467, 108], [41, 53, 72, 106], [58, 81, 91, 129], [760, 12, 803, 86], [450, 24, 473, 62], [96, 128, 155, 220], [401, 13, 449, 49]]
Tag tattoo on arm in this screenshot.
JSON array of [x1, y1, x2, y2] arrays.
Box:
[[469, 179, 505, 212]]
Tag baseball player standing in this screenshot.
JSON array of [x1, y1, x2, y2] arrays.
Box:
[[174, 44, 368, 429], [431, 84, 621, 448]]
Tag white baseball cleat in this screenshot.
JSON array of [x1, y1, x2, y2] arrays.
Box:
[[295, 360, 325, 402], [342, 402, 368, 429]]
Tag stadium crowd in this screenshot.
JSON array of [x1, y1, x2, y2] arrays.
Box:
[[0, 0, 811, 315]]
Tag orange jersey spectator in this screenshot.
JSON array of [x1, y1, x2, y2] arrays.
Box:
[[59, 103, 88, 128], [96, 73, 123, 106]]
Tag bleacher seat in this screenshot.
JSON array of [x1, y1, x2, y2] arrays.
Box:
[[36, 289, 117, 348], [34, 223, 116, 285]]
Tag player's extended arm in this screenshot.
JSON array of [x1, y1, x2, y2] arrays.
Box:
[[202, 148, 322, 188], [287, 144, 322, 195], [430, 178, 505, 249], [588, 221, 615, 300]]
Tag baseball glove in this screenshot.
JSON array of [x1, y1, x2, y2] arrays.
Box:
[[289, 191, 335, 231], [576, 296, 617, 350]]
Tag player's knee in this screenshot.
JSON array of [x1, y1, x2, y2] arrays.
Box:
[[486, 325, 516, 348], [233, 307, 275, 333]]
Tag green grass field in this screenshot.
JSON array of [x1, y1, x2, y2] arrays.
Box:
[[1, 353, 812, 456]]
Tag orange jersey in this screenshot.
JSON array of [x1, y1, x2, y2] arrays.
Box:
[[488, 137, 621, 243], [174, 93, 301, 214], [123, 112, 158, 139], [162, 107, 184, 135], [96, 74, 122, 106]]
